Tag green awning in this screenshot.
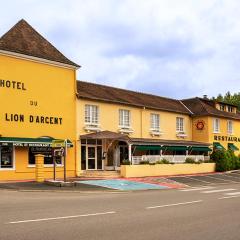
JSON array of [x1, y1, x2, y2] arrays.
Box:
[[228, 143, 239, 151], [0, 137, 73, 147], [163, 146, 188, 151], [135, 145, 162, 151], [213, 142, 225, 150], [190, 146, 212, 152]]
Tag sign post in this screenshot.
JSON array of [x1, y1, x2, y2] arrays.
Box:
[[53, 153, 56, 181], [64, 139, 67, 182], [52, 140, 66, 182]]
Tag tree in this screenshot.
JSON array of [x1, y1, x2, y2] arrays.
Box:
[[212, 92, 240, 110]]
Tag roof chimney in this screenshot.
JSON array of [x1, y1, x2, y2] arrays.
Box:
[[203, 95, 208, 99]]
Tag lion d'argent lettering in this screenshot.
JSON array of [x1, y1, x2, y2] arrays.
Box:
[[5, 113, 62, 125], [0, 79, 27, 90]]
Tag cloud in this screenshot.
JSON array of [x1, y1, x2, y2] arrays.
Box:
[[1, 0, 240, 99]]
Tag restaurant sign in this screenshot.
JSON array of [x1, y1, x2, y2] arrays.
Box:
[[214, 135, 240, 142]]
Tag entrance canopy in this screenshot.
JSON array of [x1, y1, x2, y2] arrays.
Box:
[[80, 130, 130, 141], [0, 137, 73, 147], [80, 131, 211, 150]]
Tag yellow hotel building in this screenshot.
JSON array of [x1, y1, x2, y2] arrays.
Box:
[[1, 20, 240, 181], [0, 20, 79, 180]]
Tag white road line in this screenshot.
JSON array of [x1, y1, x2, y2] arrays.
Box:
[[7, 211, 116, 224], [225, 192, 240, 196], [221, 174, 240, 180], [183, 176, 212, 184], [218, 195, 240, 200], [146, 200, 203, 209], [205, 175, 237, 183], [201, 188, 236, 194], [179, 187, 215, 192]]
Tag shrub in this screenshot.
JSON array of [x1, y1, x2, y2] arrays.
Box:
[[139, 160, 149, 165], [121, 159, 130, 165], [210, 149, 240, 172], [185, 158, 195, 164], [156, 159, 170, 164], [161, 159, 170, 164], [149, 162, 156, 165]]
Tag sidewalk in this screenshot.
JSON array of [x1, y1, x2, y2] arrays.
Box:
[[0, 181, 113, 192], [0, 175, 185, 191]]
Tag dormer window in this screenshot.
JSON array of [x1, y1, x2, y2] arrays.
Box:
[[227, 106, 233, 113], [220, 105, 225, 111]]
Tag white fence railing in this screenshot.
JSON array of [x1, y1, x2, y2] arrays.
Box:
[[131, 155, 209, 165]]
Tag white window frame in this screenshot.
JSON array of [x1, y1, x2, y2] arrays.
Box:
[[213, 118, 220, 133], [85, 104, 99, 125], [0, 146, 15, 170], [176, 117, 184, 133], [227, 120, 233, 135], [220, 105, 225, 111], [119, 109, 131, 128], [227, 106, 233, 113], [150, 113, 160, 131]]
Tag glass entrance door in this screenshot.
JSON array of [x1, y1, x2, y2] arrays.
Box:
[[87, 146, 96, 170], [86, 146, 103, 170]]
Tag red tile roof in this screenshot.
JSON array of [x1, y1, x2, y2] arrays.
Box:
[[0, 19, 79, 68], [77, 81, 191, 114], [182, 98, 240, 120]]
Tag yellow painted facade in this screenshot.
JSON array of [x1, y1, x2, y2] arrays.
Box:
[[192, 116, 240, 155], [0, 53, 77, 181], [77, 99, 192, 140]]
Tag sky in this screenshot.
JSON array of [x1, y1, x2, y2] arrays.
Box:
[[0, 0, 240, 99]]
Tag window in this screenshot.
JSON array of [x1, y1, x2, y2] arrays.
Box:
[[85, 105, 99, 124], [0, 146, 14, 169], [119, 109, 130, 127], [28, 147, 62, 165], [176, 117, 184, 132], [150, 113, 160, 131], [227, 106, 233, 113], [227, 120, 233, 135], [213, 118, 220, 133], [220, 105, 225, 111]]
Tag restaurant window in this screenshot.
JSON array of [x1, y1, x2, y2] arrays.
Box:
[[213, 118, 220, 133], [176, 117, 184, 132], [85, 105, 99, 124], [0, 146, 14, 169], [150, 113, 160, 131], [28, 147, 62, 165], [227, 120, 233, 135], [119, 109, 130, 127]]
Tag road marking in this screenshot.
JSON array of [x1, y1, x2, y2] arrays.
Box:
[[179, 187, 215, 192], [183, 176, 212, 184], [221, 174, 240, 180], [205, 175, 237, 183], [7, 211, 116, 224], [225, 192, 240, 196], [218, 195, 240, 200], [146, 200, 203, 209], [201, 188, 236, 194]]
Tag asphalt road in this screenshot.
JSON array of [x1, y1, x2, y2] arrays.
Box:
[[0, 181, 240, 240]]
